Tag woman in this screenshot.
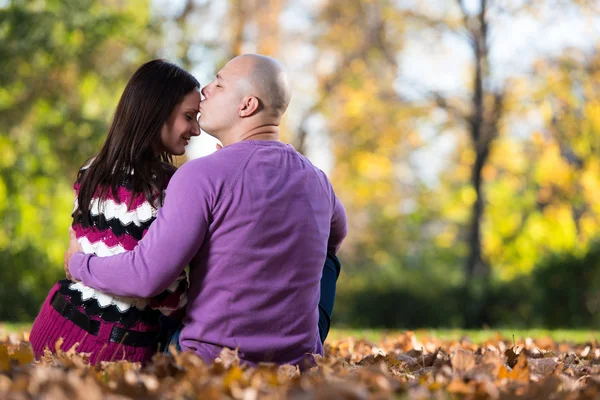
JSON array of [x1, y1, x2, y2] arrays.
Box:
[[29, 59, 201, 364]]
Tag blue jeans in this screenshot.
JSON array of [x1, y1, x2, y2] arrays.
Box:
[[318, 252, 341, 342], [161, 253, 341, 352], [166, 325, 182, 352]]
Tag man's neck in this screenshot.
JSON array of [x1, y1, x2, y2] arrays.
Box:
[[222, 124, 280, 146]]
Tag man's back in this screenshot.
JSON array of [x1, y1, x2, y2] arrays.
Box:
[[178, 140, 345, 365], [67, 140, 347, 366]]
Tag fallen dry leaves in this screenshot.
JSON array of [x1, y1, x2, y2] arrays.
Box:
[[2, 330, 600, 399]]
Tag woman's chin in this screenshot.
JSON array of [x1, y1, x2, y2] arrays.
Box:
[[170, 148, 186, 157]]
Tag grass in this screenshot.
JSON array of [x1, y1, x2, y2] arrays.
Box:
[[326, 328, 600, 344], [3, 323, 600, 345], [0, 322, 31, 333]]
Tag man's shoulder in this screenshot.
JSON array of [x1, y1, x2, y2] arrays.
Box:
[[186, 144, 253, 167], [173, 144, 256, 183], [293, 151, 333, 186], [298, 153, 327, 174]]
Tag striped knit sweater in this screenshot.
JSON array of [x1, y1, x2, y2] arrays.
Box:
[[69, 165, 188, 318], [29, 163, 187, 364]]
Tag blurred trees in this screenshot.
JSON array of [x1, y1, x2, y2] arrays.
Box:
[[308, 1, 441, 289], [398, 0, 534, 326], [308, 0, 600, 327], [1, 0, 600, 327], [483, 48, 600, 280], [0, 0, 155, 320]]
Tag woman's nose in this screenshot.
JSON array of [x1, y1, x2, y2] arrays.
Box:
[[191, 120, 201, 136]]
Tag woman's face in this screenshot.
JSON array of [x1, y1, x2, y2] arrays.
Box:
[[159, 89, 201, 156]]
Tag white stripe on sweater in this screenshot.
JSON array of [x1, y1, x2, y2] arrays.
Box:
[[78, 235, 127, 258], [69, 282, 149, 312], [72, 228, 186, 314], [69, 190, 182, 315], [73, 197, 158, 227], [69, 237, 147, 311]]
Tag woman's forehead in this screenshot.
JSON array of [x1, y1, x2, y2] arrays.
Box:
[[179, 89, 201, 109]]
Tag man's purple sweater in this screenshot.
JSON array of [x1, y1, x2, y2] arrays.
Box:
[[68, 140, 347, 366]]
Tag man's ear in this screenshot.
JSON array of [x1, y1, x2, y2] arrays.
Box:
[[239, 96, 260, 117]]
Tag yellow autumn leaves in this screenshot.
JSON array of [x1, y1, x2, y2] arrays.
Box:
[[4, 329, 600, 398]]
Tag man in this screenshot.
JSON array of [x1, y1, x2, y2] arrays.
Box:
[[66, 54, 347, 367]]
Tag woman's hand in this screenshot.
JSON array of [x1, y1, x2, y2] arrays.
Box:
[[64, 227, 83, 282]]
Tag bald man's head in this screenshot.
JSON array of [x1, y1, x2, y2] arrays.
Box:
[[199, 54, 291, 141], [231, 54, 291, 118]]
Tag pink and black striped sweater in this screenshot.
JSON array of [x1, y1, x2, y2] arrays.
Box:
[[29, 163, 187, 363], [70, 166, 187, 317]]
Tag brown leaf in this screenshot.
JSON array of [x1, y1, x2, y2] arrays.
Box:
[[452, 349, 476, 373], [446, 378, 475, 395], [215, 347, 240, 369], [223, 365, 246, 388], [478, 350, 503, 377], [422, 348, 441, 367], [529, 358, 559, 376], [278, 364, 300, 382], [526, 375, 562, 398], [5, 326, 600, 399], [11, 342, 34, 366], [356, 354, 382, 366], [498, 352, 530, 383], [504, 346, 520, 369], [301, 382, 370, 400], [0, 345, 9, 372], [534, 337, 555, 350]]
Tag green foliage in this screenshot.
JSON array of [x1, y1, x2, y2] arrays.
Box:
[[336, 241, 600, 329], [488, 241, 600, 328], [0, 0, 155, 320], [0, 246, 60, 321], [481, 50, 600, 280], [2, 0, 600, 329]]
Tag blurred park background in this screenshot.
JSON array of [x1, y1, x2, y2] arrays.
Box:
[[1, 0, 600, 330]]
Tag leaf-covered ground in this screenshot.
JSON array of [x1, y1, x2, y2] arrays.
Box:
[[3, 328, 600, 399]]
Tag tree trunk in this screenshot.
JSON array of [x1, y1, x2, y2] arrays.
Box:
[[464, 0, 491, 283], [466, 150, 489, 279]]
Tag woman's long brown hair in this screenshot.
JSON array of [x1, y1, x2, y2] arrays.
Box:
[[73, 60, 200, 225]]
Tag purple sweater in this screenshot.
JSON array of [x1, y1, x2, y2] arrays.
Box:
[[69, 140, 347, 366]]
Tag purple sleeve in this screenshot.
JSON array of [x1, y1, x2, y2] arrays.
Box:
[[328, 195, 347, 254], [68, 163, 211, 298]]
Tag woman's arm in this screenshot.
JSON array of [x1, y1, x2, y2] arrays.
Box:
[[67, 161, 212, 298]]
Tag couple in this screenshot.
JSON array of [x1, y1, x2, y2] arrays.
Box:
[[29, 54, 347, 368]]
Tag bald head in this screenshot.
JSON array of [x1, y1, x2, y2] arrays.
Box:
[[230, 54, 291, 118]]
